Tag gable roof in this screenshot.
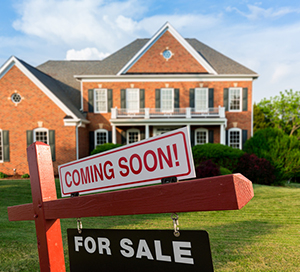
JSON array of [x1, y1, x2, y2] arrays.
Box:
[[0, 56, 88, 123], [117, 22, 217, 75]]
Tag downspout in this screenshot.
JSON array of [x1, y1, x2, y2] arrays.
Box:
[[76, 121, 82, 160]]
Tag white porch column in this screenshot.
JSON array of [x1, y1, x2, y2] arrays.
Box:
[[220, 124, 225, 145], [112, 124, 117, 144], [187, 124, 191, 144], [145, 124, 149, 139]]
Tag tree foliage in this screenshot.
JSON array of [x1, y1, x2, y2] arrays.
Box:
[[243, 128, 300, 180], [258, 89, 300, 138], [253, 103, 273, 133]]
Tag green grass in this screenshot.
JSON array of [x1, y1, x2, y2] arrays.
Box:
[[1, 180, 300, 271]]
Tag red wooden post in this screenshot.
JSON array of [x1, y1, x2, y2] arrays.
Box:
[[27, 142, 65, 272]]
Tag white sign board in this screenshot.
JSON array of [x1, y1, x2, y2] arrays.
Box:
[[59, 127, 195, 197]]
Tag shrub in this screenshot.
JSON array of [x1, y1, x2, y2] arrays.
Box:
[[195, 160, 220, 179], [192, 143, 244, 171], [220, 167, 232, 175], [244, 128, 300, 180], [0, 172, 8, 178], [234, 153, 278, 185], [91, 143, 122, 155], [21, 173, 30, 178]]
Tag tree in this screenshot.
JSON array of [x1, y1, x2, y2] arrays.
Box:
[[253, 103, 273, 133], [243, 128, 300, 181], [258, 89, 300, 138]]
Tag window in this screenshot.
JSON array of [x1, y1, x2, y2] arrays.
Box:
[[127, 128, 140, 144], [195, 128, 208, 145], [228, 128, 242, 149], [95, 129, 108, 148], [126, 89, 139, 112], [0, 130, 2, 162], [161, 88, 173, 112], [195, 88, 208, 112], [229, 88, 242, 111], [34, 128, 49, 144], [94, 89, 107, 113]]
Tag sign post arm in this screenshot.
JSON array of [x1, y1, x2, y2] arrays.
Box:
[[27, 142, 65, 272], [42, 174, 253, 219]]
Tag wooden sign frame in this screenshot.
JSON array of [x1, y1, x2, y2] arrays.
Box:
[[7, 142, 254, 271]]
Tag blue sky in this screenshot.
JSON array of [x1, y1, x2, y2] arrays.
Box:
[[1, 0, 300, 102]]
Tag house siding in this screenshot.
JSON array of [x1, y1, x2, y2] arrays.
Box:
[[0, 66, 77, 175]]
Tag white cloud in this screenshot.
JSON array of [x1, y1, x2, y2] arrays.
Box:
[[65, 47, 109, 60], [226, 4, 298, 20]]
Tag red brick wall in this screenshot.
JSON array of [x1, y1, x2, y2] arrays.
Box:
[[127, 31, 208, 74], [0, 65, 77, 175], [83, 80, 252, 142]]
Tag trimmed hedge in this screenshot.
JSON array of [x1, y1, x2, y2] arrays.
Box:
[[192, 143, 244, 171], [91, 143, 122, 155], [234, 153, 277, 185], [195, 160, 220, 178]]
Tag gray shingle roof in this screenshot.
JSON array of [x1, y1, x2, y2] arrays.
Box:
[[17, 58, 87, 121], [35, 37, 257, 117]]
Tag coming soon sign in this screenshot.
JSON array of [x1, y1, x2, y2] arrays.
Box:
[[59, 127, 195, 197]]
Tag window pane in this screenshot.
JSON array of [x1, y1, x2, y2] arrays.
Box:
[[35, 131, 48, 144], [161, 89, 173, 112], [196, 130, 207, 144], [0, 131, 2, 161], [96, 132, 107, 146], [229, 88, 241, 110], [128, 132, 139, 144], [195, 88, 207, 111], [127, 89, 139, 112], [95, 89, 107, 112], [229, 130, 240, 149]]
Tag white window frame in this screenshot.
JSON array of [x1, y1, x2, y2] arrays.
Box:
[[33, 128, 49, 144], [127, 128, 140, 144], [0, 129, 3, 163], [195, 88, 208, 112], [161, 88, 174, 112], [94, 129, 108, 148], [195, 128, 208, 145], [94, 88, 107, 113], [228, 128, 242, 149], [229, 87, 242, 112], [126, 88, 140, 113]]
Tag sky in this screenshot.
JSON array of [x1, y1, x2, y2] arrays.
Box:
[[1, 0, 300, 103]]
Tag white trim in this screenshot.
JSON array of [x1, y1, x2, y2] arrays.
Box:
[[117, 22, 217, 75], [77, 75, 257, 82], [195, 128, 209, 145], [228, 128, 242, 149], [110, 118, 227, 127], [126, 128, 140, 144], [229, 87, 242, 112], [126, 88, 140, 113], [94, 88, 108, 113], [94, 129, 108, 148], [33, 127, 49, 144], [0, 56, 84, 122]]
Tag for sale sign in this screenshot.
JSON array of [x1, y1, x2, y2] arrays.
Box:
[[67, 229, 214, 272], [59, 127, 195, 197]]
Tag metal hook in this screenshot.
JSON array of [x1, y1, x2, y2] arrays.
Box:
[[77, 218, 82, 234], [171, 213, 180, 237]]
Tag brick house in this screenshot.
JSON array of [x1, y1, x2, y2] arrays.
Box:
[[0, 22, 258, 175]]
